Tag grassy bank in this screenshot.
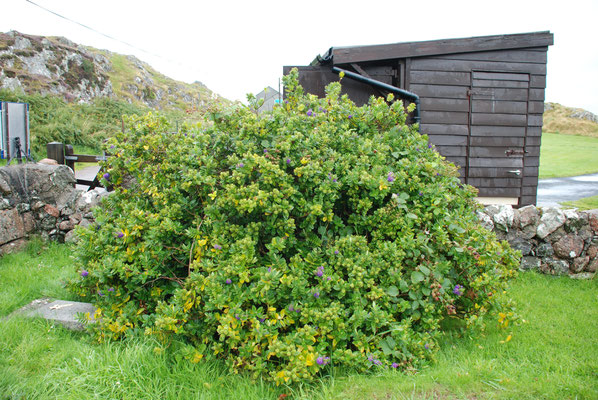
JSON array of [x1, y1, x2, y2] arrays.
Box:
[[543, 103, 598, 138], [1, 241, 596, 399]]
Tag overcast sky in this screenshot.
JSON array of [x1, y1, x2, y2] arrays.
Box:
[[2, 0, 597, 114]]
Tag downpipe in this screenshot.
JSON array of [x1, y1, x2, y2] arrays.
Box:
[[331, 67, 421, 127]]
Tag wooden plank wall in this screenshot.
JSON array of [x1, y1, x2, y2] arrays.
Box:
[[409, 47, 548, 206]]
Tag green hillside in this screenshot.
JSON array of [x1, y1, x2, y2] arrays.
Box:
[[0, 31, 230, 158]]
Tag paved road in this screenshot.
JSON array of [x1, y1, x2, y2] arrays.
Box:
[[537, 173, 598, 208]]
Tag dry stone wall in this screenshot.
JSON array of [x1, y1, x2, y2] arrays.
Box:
[[479, 205, 598, 279], [0, 162, 106, 255]]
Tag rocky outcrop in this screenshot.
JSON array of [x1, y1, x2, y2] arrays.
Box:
[[0, 31, 224, 110], [0, 163, 107, 254], [480, 205, 598, 279], [0, 31, 113, 102]]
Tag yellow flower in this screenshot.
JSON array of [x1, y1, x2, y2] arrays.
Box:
[[276, 370, 289, 383], [191, 352, 204, 363], [500, 334, 512, 344]]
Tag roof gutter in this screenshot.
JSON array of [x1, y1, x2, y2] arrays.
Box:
[[331, 66, 421, 128]]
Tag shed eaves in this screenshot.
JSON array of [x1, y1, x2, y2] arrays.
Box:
[[314, 31, 554, 65]]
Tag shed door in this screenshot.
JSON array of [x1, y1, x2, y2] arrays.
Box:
[[467, 71, 530, 203]]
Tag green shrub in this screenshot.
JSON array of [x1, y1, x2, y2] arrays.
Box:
[[70, 69, 519, 384]]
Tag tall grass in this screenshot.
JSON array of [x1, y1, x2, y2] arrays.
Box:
[[0, 89, 147, 157], [0, 89, 199, 159]]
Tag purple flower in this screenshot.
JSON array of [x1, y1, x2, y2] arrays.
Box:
[[348, 114, 353, 119], [387, 172, 395, 183], [117, 232, 124, 238], [418, 191, 423, 196], [453, 284, 463, 296], [80, 270, 88, 278], [286, 158, 291, 164], [225, 278, 232, 285], [263, 149, 268, 153], [307, 109, 313, 116], [316, 356, 330, 366], [98, 290, 104, 297], [238, 163, 244, 168], [391, 362, 399, 368], [235, 314, 240, 320], [108, 287, 115, 292], [288, 305, 294, 312], [428, 144, 433, 149], [315, 266, 324, 277], [334, 250, 339, 255], [109, 145, 116, 150], [259, 317, 265, 323], [327, 277, 331, 281], [103, 172, 110, 180], [424, 344, 429, 349], [368, 355, 382, 365], [213, 244, 222, 250], [267, 267, 272, 272], [333, 178, 337, 183], [436, 172, 440, 176], [313, 291, 320, 299]]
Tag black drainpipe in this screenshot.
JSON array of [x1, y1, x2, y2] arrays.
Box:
[[331, 67, 421, 128]]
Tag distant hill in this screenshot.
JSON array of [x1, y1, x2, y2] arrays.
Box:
[[543, 103, 598, 138], [0, 31, 232, 157], [0, 30, 227, 111]]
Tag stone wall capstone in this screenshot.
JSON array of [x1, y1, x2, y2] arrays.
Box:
[[0, 163, 107, 255], [479, 205, 598, 279]]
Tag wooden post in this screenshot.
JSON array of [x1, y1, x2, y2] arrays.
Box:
[[46, 142, 64, 164], [65, 144, 75, 172]]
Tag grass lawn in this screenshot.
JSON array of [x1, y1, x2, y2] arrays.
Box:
[[1, 241, 597, 399], [539, 132, 598, 178], [561, 194, 598, 211]]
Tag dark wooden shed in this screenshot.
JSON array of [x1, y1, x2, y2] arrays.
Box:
[[284, 31, 554, 207]]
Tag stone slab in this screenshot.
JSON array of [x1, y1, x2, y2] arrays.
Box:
[[10, 298, 96, 331]]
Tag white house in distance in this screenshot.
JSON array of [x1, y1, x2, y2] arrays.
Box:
[[255, 86, 281, 113]]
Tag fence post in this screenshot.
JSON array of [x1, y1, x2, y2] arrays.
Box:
[[65, 144, 75, 173], [46, 142, 64, 165]]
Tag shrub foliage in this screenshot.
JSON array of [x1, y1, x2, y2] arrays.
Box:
[[71, 69, 519, 384]]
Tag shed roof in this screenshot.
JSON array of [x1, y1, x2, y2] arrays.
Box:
[[312, 31, 554, 65]]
